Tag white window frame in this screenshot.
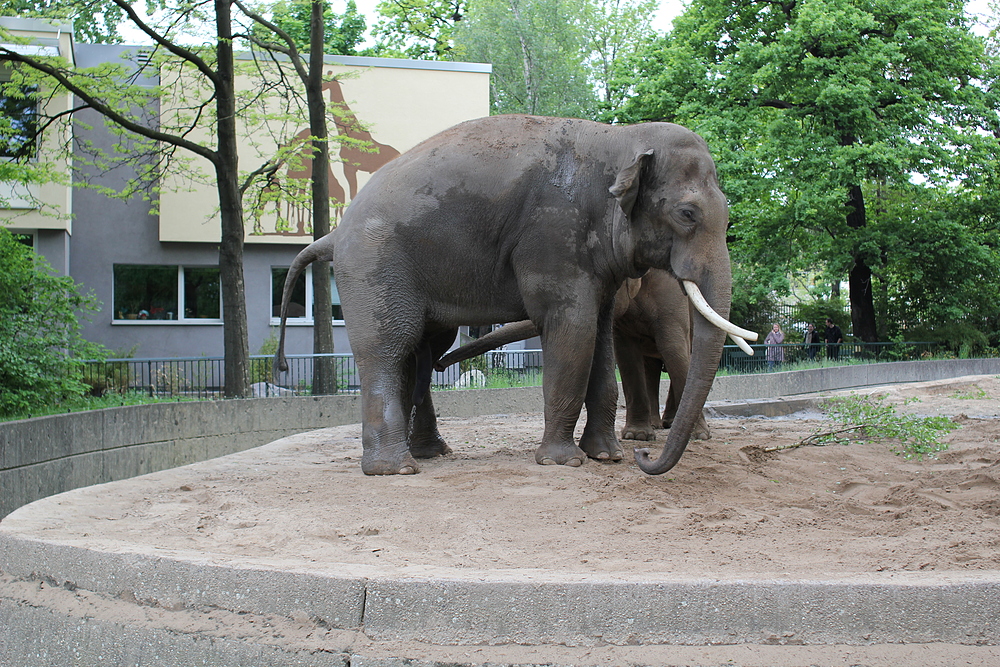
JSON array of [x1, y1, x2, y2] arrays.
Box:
[[112, 264, 223, 325], [270, 265, 345, 326]]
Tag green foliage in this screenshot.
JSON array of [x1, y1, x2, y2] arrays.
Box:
[[792, 296, 850, 333], [617, 0, 998, 342], [0, 0, 126, 43], [0, 227, 106, 417], [819, 394, 958, 460], [255, 0, 367, 55], [250, 331, 281, 384], [0, 390, 187, 423], [370, 0, 469, 59], [370, 0, 656, 120], [81, 345, 137, 396], [453, 0, 597, 117]]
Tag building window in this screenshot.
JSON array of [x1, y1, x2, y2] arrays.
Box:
[[271, 266, 343, 322], [113, 264, 221, 322], [0, 77, 37, 159]]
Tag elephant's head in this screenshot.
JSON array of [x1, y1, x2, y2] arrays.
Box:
[[611, 124, 755, 475]]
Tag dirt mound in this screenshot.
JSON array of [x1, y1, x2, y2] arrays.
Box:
[[11, 375, 1000, 579]]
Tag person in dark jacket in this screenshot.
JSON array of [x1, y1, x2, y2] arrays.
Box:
[[825, 318, 843, 361]]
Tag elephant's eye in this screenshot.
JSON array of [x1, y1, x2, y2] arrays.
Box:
[[676, 207, 699, 229]]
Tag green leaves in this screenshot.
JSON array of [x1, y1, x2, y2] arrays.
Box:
[[819, 394, 958, 460], [617, 0, 1000, 344], [0, 228, 106, 417]]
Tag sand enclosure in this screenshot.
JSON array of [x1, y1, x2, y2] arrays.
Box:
[[7, 375, 999, 581]]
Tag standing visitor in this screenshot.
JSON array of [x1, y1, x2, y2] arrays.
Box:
[[765, 323, 785, 370], [825, 318, 843, 361], [804, 322, 821, 360]]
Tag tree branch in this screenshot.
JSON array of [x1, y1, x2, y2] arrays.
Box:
[[0, 49, 219, 165], [106, 0, 221, 86]]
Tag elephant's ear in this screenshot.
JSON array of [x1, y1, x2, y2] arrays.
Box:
[[610, 149, 654, 217]]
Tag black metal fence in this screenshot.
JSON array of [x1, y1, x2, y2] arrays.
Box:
[[82, 341, 943, 399], [81, 349, 546, 400], [720, 340, 941, 374]]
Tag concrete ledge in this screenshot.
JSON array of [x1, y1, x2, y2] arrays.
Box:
[[363, 575, 999, 646], [3, 358, 998, 519]]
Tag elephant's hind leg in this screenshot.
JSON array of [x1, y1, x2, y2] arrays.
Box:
[[616, 331, 658, 442], [356, 349, 422, 475], [407, 329, 456, 459]]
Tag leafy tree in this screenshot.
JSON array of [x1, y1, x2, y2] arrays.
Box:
[[253, 0, 366, 54], [0, 227, 105, 417], [1, 1, 258, 397], [240, 0, 348, 394], [454, 0, 597, 117], [371, 0, 469, 59], [0, 0, 126, 43], [620, 0, 996, 342], [581, 0, 658, 116]]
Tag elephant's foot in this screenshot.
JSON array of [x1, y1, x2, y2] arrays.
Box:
[[409, 432, 452, 459], [579, 432, 624, 461], [621, 422, 657, 442], [661, 416, 711, 441], [361, 448, 420, 475], [535, 440, 586, 467]]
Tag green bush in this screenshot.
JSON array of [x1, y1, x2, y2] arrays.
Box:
[[0, 228, 105, 417], [791, 296, 850, 334]]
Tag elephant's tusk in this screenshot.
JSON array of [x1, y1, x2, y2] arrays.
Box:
[[730, 334, 754, 355], [682, 280, 760, 342]]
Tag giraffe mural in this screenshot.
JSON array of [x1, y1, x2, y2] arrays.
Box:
[[325, 76, 401, 198], [255, 77, 400, 236]]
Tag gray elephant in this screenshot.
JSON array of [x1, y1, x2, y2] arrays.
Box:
[[276, 115, 753, 476], [433, 269, 714, 443]]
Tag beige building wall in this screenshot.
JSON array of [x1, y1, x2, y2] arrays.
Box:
[[0, 20, 75, 233], [159, 56, 491, 244]]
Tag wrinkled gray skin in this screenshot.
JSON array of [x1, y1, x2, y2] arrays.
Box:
[[276, 115, 732, 476], [615, 270, 712, 442], [433, 269, 712, 444]]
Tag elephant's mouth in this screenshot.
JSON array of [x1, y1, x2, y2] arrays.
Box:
[[682, 280, 758, 354]]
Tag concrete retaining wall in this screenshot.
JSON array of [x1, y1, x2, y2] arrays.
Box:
[[2, 358, 998, 520]]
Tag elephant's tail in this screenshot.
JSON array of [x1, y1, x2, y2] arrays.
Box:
[[274, 234, 336, 377], [433, 320, 539, 371]]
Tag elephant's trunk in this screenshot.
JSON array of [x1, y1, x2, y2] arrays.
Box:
[[635, 271, 732, 475], [433, 320, 539, 371]]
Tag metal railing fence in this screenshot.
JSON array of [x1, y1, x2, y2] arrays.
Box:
[[81, 341, 944, 399], [721, 340, 941, 374], [80, 349, 545, 399]]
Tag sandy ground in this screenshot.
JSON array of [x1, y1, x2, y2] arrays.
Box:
[[9, 375, 1000, 581]]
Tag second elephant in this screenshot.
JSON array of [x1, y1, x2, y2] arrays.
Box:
[[434, 269, 712, 442]]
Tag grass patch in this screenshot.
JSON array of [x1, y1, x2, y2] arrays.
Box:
[[0, 391, 193, 423]]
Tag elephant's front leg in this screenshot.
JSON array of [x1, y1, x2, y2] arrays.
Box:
[[535, 314, 598, 467], [579, 304, 624, 461]]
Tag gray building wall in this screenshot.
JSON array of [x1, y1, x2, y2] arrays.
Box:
[[64, 44, 352, 359]]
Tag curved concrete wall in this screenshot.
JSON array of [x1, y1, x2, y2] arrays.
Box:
[[2, 358, 998, 519]]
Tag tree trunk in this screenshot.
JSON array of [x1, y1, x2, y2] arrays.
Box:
[[308, 0, 337, 395], [845, 183, 878, 343], [215, 0, 251, 398]]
